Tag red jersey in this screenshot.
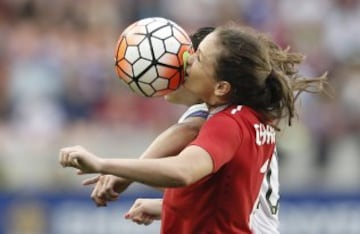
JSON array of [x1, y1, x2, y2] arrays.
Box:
[[162, 105, 276, 234]]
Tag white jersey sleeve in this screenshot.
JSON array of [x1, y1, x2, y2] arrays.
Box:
[[251, 148, 280, 234], [177, 103, 208, 123]]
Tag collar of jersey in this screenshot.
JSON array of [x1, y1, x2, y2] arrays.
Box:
[[207, 104, 229, 119]]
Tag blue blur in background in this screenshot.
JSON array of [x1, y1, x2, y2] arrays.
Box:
[[1, 190, 360, 234]]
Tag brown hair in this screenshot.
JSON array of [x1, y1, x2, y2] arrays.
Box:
[[214, 24, 327, 130], [190, 27, 215, 51]]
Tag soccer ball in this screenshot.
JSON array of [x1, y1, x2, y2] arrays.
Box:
[[114, 17, 192, 97]]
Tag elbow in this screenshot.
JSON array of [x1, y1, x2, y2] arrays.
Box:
[[171, 169, 197, 187], [178, 174, 194, 187]]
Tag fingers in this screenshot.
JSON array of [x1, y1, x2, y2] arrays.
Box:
[[59, 145, 100, 174], [142, 215, 154, 226], [83, 175, 107, 206], [60, 146, 111, 207], [76, 169, 83, 175], [82, 175, 101, 186], [132, 214, 154, 225], [125, 199, 141, 218], [94, 177, 120, 205], [98, 189, 119, 202], [125, 199, 144, 219], [88, 175, 120, 207], [101, 176, 120, 201], [91, 178, 107, 207], [59, 148, 69, 167], [59, 146, 81, 168], [125, 200, 155, 225]]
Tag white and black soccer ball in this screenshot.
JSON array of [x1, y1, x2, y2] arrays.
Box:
[[114, 17, 192, 97]]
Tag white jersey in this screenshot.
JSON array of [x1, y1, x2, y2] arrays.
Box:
[[251, 149, 280, 234], [179, 104, 280, 234], [177, 103, 208, 123]]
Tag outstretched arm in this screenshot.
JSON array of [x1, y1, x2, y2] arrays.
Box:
[[59, 144, 213, 188], [82, 116, 205, 206]]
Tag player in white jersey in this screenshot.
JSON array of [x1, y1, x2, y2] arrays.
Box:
[[83, 27, 280, 233]]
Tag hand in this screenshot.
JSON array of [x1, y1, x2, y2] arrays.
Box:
[[82, 174, 132, 207], [124, 198, 162, 225], [59, 145, 103, 174]]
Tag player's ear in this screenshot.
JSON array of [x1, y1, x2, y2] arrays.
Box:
[[214, 81, 231, 97]]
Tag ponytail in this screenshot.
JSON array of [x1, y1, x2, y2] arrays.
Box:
[[247, 69, 295, 129], [215, 25, 329, 130]]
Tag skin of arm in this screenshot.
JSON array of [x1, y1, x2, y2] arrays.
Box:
[[121, 115, 210, 221], [124, 198, 163, 225], [115, 117, 206, 218], [59, 144, 214, 188], [81, 116, 205, 205], [139, 116, 205, 159]]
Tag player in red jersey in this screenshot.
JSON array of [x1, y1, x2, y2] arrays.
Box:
[[88, 26, 286, 232], [59, 24, 327, 233], [81, 27, 213, 208]]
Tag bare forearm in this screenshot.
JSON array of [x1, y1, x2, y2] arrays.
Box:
[[100, 157, 189, 188], [107, 121, 201, 187], [60, 145, 213, 189], [140, 119, 204, 159]]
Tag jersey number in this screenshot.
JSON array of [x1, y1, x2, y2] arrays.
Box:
[[264, 149, 279, 215], [258, 149, 280, 215]]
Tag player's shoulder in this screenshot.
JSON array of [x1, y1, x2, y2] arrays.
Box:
[[217, 105, 265, 128], [187, 103, 208, 113], [177, 103, 209, 123], [222, 105, 257, 119]]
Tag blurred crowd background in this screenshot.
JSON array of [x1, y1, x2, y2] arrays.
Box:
[[0, 0, 360, 233]]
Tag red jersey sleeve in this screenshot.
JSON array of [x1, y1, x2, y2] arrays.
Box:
[[190, 113, 242, 172]]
